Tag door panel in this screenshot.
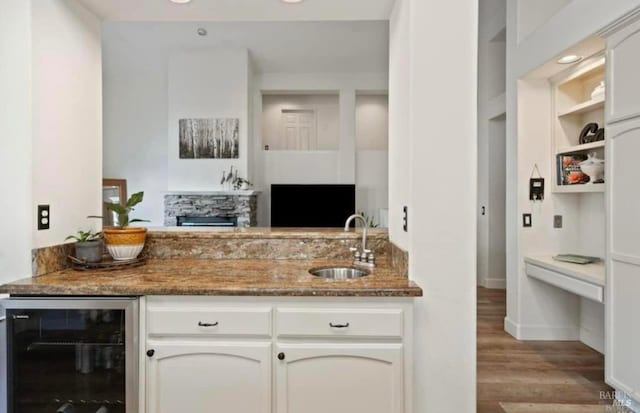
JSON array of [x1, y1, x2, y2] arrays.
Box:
[[280, 109, 317, 150], [607, 25, 640, 122], [276, 344, 403, 413], [146, 342, 271, 413], [606, 21, 640, 403]]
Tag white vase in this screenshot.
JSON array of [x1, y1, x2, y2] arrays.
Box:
[[580, 152, 605, 184]]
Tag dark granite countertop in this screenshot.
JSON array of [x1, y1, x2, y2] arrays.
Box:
[[0, 258, 422, 297]]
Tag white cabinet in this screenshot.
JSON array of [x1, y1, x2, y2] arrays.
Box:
[[275, 343, 404, 413], [604, 18, 640, 405], [143, 297, 414, 413], [146, 341, 271, 413]]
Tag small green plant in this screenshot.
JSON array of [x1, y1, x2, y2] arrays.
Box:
[[220, 166, 252, 190], [91, 191, 149, 228], [65, 229, 102, 243], [358, 211, 379, 228]]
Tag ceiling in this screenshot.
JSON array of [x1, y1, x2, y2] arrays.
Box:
[[79, 0, 396, 22], [103, 21, 389, 74]]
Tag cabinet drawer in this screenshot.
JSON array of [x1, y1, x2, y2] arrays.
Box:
[[147, 307, 272, 337], [276, 308, 403, 339]]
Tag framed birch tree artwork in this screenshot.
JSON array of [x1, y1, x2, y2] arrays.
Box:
[[179, 118, 240, 159]]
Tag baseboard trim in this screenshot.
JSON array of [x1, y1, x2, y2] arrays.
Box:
[[580, 327, 604, 354], [482, 278, 506, 289], [503, 317, 580, 340]]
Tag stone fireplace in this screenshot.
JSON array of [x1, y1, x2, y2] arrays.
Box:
[[164, 191, 259, 227]]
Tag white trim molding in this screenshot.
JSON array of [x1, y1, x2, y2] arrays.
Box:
[[504, 317, 580, 341]]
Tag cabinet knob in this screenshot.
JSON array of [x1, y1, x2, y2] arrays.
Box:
[[147, 349, 155, 357], [277, 352, 285, 361]]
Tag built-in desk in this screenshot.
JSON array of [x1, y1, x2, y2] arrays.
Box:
[[524, 256, 605, 303]]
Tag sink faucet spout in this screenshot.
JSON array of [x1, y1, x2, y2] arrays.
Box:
[[344, 214, 368, 253]]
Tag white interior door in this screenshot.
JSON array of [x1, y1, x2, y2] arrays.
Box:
[[275, 343, 404, 413], [146, 341, 271, 413], [281, 109, 317, 150]]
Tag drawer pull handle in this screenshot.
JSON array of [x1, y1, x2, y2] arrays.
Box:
[[198, 321, 219, 327], [329, 322, 350, 328]]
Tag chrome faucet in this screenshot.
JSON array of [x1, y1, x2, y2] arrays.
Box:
[[344, 214, 375, 267]]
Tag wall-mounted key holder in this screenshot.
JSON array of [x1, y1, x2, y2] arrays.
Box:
[[529, 164, 545, 201]]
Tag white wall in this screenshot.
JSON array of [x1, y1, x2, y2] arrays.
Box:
[[102, 32, 168, 226], [517, 0, 572, 43], [0, 0, 33, 284], [388, 0, 411, 250], [168, 49, 250, 191], [262, 94, 340, 150], [356, 94, 388, 150], [390, 0, 477, 412], [31, 0, 103, 247], [356, 94, 389, 224]]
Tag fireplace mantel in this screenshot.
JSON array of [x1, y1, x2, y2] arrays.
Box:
[[164, 191, 260, 227]]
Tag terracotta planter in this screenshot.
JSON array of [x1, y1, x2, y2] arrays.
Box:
[[103, 227, 147, 261]]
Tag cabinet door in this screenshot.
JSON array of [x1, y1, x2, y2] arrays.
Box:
[[275, 343, 404, 413], [605, 118, 640, 403], [146, 342, 271, 413]]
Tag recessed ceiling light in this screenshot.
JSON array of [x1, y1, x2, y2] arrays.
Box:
[[169, 0, 192, 4], [281, 0, 304, 3], [557, 55, 583, 65], [197, 28, 207, 36]]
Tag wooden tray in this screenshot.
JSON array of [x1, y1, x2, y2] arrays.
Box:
[[69, 255, 146, 271]]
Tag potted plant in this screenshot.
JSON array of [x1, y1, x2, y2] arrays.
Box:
[[65, 230, 103, 263], [94, 191, 149, 261]]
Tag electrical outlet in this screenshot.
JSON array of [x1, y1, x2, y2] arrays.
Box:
[[37, 205, 50, 230], [554, 215, 563, 229], [403, 206, 408, 232], [523, 213, 532, 228]]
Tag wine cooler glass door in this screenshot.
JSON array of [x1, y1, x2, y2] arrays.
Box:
[[2, 299, 138, 413]]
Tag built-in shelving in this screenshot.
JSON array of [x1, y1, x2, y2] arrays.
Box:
[[552, 53, 606, 194], [558, 96, 604, 117], [553, 183, 605, 193], [556, 140, 605, 156]]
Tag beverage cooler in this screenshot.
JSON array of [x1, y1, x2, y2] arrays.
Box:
[[1, 298, 138, 413]]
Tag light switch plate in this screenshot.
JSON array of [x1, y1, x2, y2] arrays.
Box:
[[523, 213, 532, 228], [554, 215, 563, 229]]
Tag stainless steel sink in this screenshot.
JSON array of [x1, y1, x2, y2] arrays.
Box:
[[309, 266, 370, 280]]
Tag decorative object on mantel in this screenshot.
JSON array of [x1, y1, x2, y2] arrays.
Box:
[[591, 80, 605, 100], [68, 254, 146, 271], [580, 152, 605, 184], [65, 229, 103, 263], [553, 254, 600, 265], [179, 118, 239, 159], [578, 122, 605, 144], [220, 166, 252, 191], [90, 192, 149, 261]]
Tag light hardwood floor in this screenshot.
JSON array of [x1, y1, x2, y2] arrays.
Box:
[[477, 287, 629, 413]]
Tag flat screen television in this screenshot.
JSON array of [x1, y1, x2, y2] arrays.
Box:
[[271, 184, 356, 227]]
